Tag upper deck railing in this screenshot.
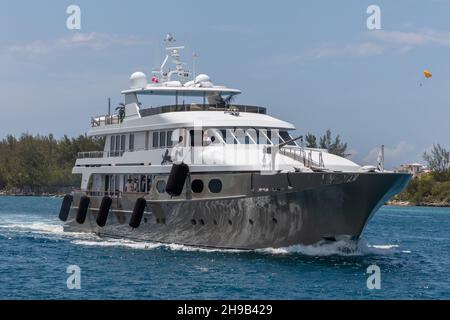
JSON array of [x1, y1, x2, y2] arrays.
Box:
[[139, 104, 266, 117], [90, 104, 266, 127], [77, 150, 124, 159], [91, 115, 120, 127], [77, 146, 326, 170], [279, 146, 325, 169]]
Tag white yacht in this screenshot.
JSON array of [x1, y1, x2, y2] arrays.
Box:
[[58, 34, 411, 249]]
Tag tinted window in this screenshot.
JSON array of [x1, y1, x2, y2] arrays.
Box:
[[145, 131, 150, 149], [153, 132, 159, 148], [160, 131, 166, 148], [280, 131, 296, 146], [266, 129, 272, 141], [167, 131, 173, 147], [110, 136, 115, 152], [208, 179, 222, 193], [191, 179, 204, 193], [115, 135, 120, 151], [129, 134, 135, 151], [258, 130, 271, 145], [120, 135, 126, 151], [220, 129, 227, 142]]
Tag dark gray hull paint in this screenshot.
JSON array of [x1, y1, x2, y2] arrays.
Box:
[[63, 172, 411, 249]]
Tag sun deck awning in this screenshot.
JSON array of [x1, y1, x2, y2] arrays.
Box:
[[121, 86, 241, 96]]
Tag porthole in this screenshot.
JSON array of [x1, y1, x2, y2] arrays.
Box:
[[191, 179, 204, 193], [191, 219, 197, 225], [199, 219, 205, 225], [208, 179, 223, 193], [156, 180, 166, 193]]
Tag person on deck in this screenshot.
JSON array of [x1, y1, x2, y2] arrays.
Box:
[[125, 179, 134, 192]]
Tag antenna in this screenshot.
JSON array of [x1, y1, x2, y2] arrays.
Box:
[[159, 33, 190, 83], [377, 145, 385, 172], [193, 52, 198, 80], [151, 33, 191, 84], [165, 33, 175, 43]]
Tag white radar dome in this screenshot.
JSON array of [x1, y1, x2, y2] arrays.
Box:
[[195, 74, 211, 84], [129, 72, 148, 89]]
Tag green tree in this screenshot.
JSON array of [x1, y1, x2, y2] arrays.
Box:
[[423, 144, 450, 181], [305, 133, 317, 148], [319, 130, 350, 158], [0, 133, 104, 193]]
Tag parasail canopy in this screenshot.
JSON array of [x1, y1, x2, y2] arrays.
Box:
[[423, 69, 432, 79]]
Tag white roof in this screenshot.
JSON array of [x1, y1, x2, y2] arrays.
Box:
[[88, 111, 295, 136], [122, 86, 241, 96], [404, 163, 423, 167]]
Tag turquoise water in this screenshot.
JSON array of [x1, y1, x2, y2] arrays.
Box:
[[0, 196, 449, 300]]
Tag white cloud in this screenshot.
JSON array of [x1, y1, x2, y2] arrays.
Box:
[[306, 28, 450, 60], [299, 28, 450, 60], [371, 29, 450, 47], [368, 28, 450, 54], [6, 32, 145, 55], [265, 41, 385, 66], [267, 27, 450, 66], [312, 42, 385, 59], [363, 141, 415, 165]]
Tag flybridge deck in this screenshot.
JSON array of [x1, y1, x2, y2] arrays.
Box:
[[90, 36, 268, 128]]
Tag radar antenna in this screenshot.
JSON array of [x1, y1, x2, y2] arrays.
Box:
[[152, 33, 191, 84]]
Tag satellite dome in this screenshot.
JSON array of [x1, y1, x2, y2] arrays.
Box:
[[195, 74, 211, 84], [129, 72, 147, 89]]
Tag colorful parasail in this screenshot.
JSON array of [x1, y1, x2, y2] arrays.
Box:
[[423, 69, 432, 79]]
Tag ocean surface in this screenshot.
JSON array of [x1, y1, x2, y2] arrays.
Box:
[[0, 196, 449, 300]]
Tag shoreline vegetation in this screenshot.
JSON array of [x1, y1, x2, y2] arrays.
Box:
[[0, 134, 448, 207], [0, 134, 104, 196], [386, 200, 450, 208], [389, 170, 450, 208]]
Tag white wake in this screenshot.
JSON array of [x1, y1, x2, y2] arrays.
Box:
[[258, 240, 407, 256], [1, 218, 408, 256]]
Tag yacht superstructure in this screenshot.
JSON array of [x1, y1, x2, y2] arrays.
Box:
[[59, 35, 411, 249]]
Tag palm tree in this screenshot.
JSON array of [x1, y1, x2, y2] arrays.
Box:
[[217, 95, 235, 108], [115, 103, 126, 123], [224, 95, 235, 108]]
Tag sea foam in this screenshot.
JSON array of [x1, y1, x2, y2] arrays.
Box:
[[1, 217, 407, 257]]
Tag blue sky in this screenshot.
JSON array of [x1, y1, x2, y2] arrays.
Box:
[[1, 0, 449, 167]]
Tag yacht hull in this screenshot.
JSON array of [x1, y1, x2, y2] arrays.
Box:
[[63, 172, 411, 249]]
